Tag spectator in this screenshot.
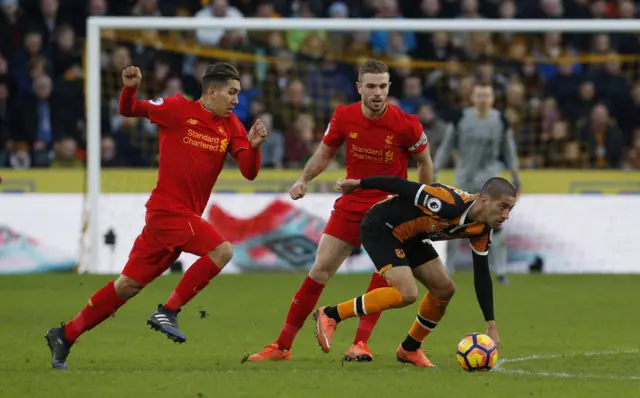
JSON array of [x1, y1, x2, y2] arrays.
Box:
[[194, 0, 246, 47], [50, 136, 82, 168], [131, 0, 162, 17], [400, 76, 427, 115], [369, 0, 416, 55], [1, 0, 639, 171], [256, 112, 284, 169], [625, 129, 640, 170], [544, 57, 582, 121], [589, 52, 632, 128], [11, 30, 51, 102], [284, 112, 315, 168], [51, 24, 81, 79], [580, 104, 625, 169], [417, 102, 447, 159], [236, 72, 261, 125], [286, 3, 326, 53], [0, 0, 19, 58], [17, 74, 75, 167], [27, 0, 67, 45], [101, 135, 125, 168]]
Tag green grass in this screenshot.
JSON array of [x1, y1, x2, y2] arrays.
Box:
[[1, 273, 639, 397]]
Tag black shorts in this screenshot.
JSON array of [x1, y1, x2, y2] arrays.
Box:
[[361, 207, 439, 274]]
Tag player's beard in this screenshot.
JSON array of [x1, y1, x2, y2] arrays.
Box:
[[364, 98, 386, 116]]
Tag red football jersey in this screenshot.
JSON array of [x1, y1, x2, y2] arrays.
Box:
[[120, 88, 251, 216], [322, 102, 428, 216]]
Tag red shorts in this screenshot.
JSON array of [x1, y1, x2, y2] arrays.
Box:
[[122, 212, 225, 286], [323, 207, 366, 247]]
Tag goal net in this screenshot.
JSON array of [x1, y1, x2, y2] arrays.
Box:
[[81, 18, 639, 274]]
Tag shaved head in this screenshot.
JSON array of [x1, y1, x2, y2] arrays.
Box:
[[481, 177, 517, 199]]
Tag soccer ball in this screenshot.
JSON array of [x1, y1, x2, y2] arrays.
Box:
[[456, 333, 499, 372]]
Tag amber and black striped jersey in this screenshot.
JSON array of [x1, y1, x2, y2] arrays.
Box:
[[359, 175, 497, 322], [362, 177, 493, 256]]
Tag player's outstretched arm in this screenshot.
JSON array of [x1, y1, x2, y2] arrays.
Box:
[[412, 148, 434, 185], [234, 146, 261, 181], [290, 143, 339, 200], [118, 66, 177, 126], [357, 176, 425, 201], [118, 66, 148, 118], [231, 118, 266, 181], [471, 251, 500, 346]]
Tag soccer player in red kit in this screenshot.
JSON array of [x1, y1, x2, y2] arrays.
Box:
[[45, 62, 268, 370], [245, 60, 433, 363]]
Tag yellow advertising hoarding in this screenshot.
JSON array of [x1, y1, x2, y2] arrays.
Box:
[[0, 169, 638, 194]]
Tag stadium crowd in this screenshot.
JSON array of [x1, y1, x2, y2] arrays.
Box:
[[0, 0, 640, 170]]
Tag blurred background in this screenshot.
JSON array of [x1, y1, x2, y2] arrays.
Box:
[[1, 0, 640, 171], [0, 0, 639, 276]]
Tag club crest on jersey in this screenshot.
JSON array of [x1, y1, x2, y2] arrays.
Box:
[[149, 98, 164, 106], [395, 249, 406, 258], [426, 197, 442, 212], [385, 135, 393, 145]]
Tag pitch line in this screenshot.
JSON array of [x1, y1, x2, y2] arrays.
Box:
[[493, 348, 640, 381], [499, 348, 640, 364]]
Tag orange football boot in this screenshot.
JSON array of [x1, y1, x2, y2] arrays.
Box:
[[242, 343, 291, 362], [313, 307, 338, 353], [344, 341, 374, 362], [396, 345, 437, 368]]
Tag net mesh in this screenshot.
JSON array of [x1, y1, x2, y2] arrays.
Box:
[[98, 28, 640, 182]]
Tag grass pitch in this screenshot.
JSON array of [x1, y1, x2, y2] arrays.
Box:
[[1, 273, 639, 397]]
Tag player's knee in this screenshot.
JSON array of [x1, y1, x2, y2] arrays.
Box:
[[433, 278, 456, 301], [398, 284, 419, 305], [382, 267, 417, 305], [308, 258, 344, 284], [307, 235, 354, 284], [207, 241, 233, 267], [308, 265, 331, 284], [114, 275, 143, 299]]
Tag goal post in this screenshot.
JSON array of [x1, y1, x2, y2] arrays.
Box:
[[83, 17, 640, 274]]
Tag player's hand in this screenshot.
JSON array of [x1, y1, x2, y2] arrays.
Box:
[[122, 66, 142, 88], [289, 179, 308, 200], [248, 118, 268, 148], [486, 321, 501, 349], [336, 179, 361, 194]]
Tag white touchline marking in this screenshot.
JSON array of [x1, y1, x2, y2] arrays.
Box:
[[494, 368, 640, 381], [499, 348, 640, 365], [492, 349, 640, 381]]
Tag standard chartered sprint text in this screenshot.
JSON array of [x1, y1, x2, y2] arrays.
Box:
[[351, 144, 394, 162], [183, 129, 228, 152]]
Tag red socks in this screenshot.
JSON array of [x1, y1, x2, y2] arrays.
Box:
[[164, 256, 221, 312], [62, 257, 221, 343], [64, 281, 126, 343], [353, 272, 389, 344], [276, 276, 325, 350]]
